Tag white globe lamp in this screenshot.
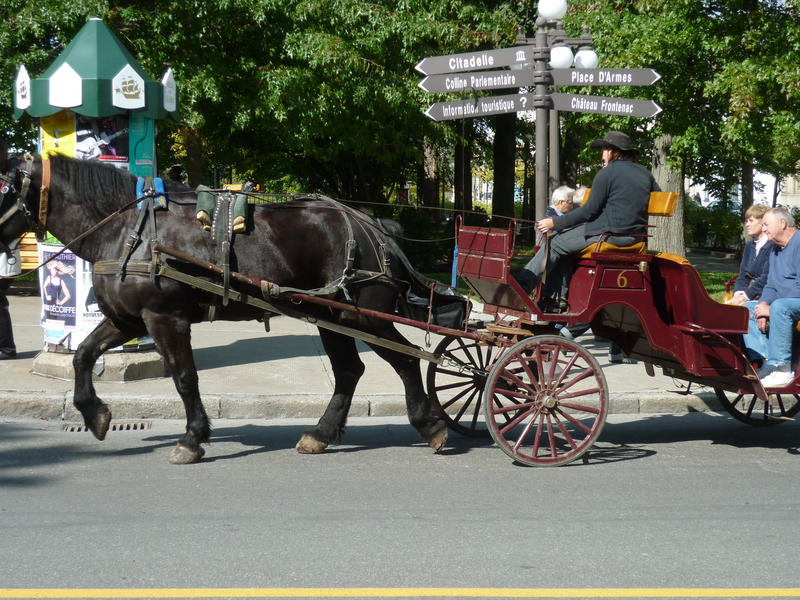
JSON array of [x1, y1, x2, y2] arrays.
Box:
[[549, 45, 574, 69], [538, 0, 568, 20], [574, 47, 599, 69]]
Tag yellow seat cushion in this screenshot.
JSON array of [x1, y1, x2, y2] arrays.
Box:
[[580, 241, 646, 259]]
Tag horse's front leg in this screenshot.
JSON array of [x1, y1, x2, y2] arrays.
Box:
[[73, 318, 138, 441], [142, 311, 210, 464], [367, 326, 448, 452], [296, 328, 365, 453]]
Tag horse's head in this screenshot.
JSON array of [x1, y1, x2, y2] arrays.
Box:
[[0, 144, 40, 256]]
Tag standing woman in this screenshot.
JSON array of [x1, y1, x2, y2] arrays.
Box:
[[0, 238, 20, 359], [726, 204, 773, 305]]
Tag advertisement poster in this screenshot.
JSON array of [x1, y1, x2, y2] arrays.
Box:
[[38, 244, 78, 347], [40, 110, 76, 159], [38, 244, 105, 351]]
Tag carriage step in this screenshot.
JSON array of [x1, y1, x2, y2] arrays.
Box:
[[485, 324, 534, 337]]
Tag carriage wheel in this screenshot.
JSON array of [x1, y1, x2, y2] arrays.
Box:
[[427, 336, 503, 437], [714, 388, 800, 426], [483, 335, 608, 466]]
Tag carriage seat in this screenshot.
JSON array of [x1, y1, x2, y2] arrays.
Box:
[[578, 190, 679, 259]]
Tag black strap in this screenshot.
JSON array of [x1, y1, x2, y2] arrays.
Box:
[[117, 195, 153, 279]]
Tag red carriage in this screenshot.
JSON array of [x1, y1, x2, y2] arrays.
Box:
[[424, 190, 800, 466]]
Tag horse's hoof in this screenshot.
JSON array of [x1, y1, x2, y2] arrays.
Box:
[[168, 443, 205, 464], [88, 405, 112, 441], [296, 433, 327, 454], [427, 426, 448, 453]]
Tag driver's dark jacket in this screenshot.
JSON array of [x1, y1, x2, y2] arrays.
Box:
[[552, 159, 659, 237]]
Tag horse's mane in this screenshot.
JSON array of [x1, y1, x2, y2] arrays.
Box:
[[48, 154, 140, 215]]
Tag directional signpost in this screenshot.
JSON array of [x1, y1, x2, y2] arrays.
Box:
[[550, 68, 661, 87], [416, 41, 663, 221], [551, 92, 662, 118], [418, 69, 536, 94], [425, 92, 534, 122], [415, 46, 535, 76]]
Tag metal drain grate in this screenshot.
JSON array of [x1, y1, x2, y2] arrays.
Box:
[[63, 421, 153, 433]]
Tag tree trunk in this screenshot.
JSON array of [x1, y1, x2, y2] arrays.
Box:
[[181, 126, 204, 188], [419, 138, 439, 209], [741, 158, 754, 216], [649, 134, 685, 256], [492, 113, 516, 225], [454, 126, 473, 213]]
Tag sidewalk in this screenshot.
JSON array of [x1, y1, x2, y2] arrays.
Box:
[[0, 290, 727, 423]]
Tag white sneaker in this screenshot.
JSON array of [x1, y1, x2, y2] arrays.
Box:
[[760, 368, 795, 389]]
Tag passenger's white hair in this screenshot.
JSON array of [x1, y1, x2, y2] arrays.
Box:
[[551, 185, 575, 205]]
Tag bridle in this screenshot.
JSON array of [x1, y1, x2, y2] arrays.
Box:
[[0, 153, 47, 257]]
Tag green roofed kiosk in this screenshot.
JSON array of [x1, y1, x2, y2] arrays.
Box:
[[13, 17, 178, 380]]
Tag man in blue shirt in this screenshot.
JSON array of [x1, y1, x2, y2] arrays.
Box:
[[742, 206, 800, 388]]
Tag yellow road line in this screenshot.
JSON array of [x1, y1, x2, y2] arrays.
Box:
[[2, 589, 800, 599]]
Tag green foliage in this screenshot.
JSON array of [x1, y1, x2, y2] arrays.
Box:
[[684, 199, 743, 251], [563, 0, 800, 199]]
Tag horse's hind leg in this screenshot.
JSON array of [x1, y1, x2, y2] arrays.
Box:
[[73, 318, 140, 441], [142, 312, 211, 464], [367, 326, 447, 452], [297, 328, 365, 454]]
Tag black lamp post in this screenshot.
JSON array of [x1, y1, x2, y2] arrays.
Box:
[[517, 0, 598, 221]]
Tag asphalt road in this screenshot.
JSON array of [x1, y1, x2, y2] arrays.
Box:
[[1, 414, 799, 599]]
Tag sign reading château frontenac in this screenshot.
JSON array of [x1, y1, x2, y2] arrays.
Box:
[[551, 92, 662, 118]]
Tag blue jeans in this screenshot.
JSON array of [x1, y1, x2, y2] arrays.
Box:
[[742, 298, 800, 366]]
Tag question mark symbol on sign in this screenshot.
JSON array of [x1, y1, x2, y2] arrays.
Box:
[[520, 96, 527, 109]]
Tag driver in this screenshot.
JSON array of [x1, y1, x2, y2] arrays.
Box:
[[515, 131, 659, 298]]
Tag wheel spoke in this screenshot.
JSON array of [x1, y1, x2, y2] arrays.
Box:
[[557, 401, 601, 415], [545, 413, 557, 457], [555, 407, 593, 435], [531, 412, 545, 457], [493, 399, 536, 415], [455, 338, 479, 368], [453, 388, 478, 422], [499, 404, 536, 435], [552, 410, 578, 450], [513, 414, 538, 452], [436, 379, 474, 393], [441, 384, 473, 410]]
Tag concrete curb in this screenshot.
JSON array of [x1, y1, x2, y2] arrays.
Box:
[[0, 390, 723, 422]]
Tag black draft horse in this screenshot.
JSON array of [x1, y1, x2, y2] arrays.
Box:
[[0, 150, 450, 463]]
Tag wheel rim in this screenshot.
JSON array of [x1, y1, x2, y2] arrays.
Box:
[[714, 388, 800, 426], [427, 336, 500, 437], [483, 335, 608, 466]]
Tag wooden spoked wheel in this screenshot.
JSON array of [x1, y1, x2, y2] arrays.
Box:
[[427, 336, 503, 437], [483, 335, 608, 466], [714, 388, 800, 426]]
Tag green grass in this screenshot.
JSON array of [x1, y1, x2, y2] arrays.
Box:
[[698, 271, 737, 302]]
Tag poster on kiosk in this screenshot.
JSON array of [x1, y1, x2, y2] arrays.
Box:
[[37, 110, 133, 351]]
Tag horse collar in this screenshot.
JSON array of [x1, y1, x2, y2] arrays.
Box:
[[38, 157, 50, 240]]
